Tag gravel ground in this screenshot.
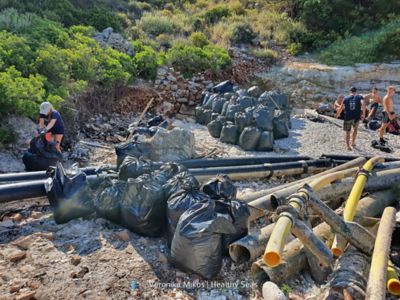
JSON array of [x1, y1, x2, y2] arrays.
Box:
[[1, 114, 399, 300], [173, 115, 400, 159]]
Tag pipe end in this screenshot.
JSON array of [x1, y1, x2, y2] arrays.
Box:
[[331, 247, 343, 257], [263, 252, 281, 267], [388, 279, 400, 296]]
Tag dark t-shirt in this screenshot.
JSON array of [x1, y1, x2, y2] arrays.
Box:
[[39, 110, 65, 134], [343, 94, 363, 121]]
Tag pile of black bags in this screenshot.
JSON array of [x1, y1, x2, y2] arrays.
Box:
[[196, 80, 291, 151], [47, 157, 250, 279], [23, 133, 62, 171]]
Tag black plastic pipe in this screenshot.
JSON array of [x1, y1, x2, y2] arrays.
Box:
[[179, 155, 311, 169], [321, 154, 400, 162], [0, 156, 312, 183], [189, 159, 334, 181], [0, 174, 116, 204]]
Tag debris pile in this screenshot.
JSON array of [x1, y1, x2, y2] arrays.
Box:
[[196, 80, 291, 151]]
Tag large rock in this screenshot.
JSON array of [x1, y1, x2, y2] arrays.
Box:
[[143, 127, 195, 161], [5, 116, 37, 148], [0, 151, 25, 173], [94, 27, 134, 55], [258, 61, 400, 108]]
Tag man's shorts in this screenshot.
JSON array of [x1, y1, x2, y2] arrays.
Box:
[[382, 111, 395, 124], [343, 119, 359, 131], [370, 102, 379, 111]]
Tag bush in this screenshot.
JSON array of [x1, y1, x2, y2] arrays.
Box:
[[251, 48, 279, 64], [0, 66, 45, 117], [318, 20, 400, 65], [230, 22, 256, 44], [132, 41, 158, 80], [189, 32, 209, 47], [0, 124, 16, 149], [204, 6, 232, 25], [287, 43, 302, 56], [166, 42, 231, 77], [139, 12, 183, 36]]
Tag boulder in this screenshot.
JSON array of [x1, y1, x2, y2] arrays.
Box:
[[144, 128, 195, 161], [5, 116, 37, 148]]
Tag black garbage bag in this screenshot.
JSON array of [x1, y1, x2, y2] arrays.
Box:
[[120, 173, 166, 237], [207, 119, 224, 138], [119, 156, 154, 181], [211, 112, 219, 121], [220, 124, 239, 144], [212, 80, 234, 94], [221, 101, 230, 116], [238, 126, 261, 151], [369, 120, 381, 131], [23, 134, 62, 171], [23, 151, 60, 172], [273, 111, 290, 139], [202, 109, 213, 125], [215, 199, 250, 252], [225, 104, 242, 121], [247, 86, 263, 98], [201, 175, 237, 200], [234, 111, 253, 133], [158, 162, 187, 181], [115, 140, 144, 168], [264, 91, 288, 109], [166, 190, 210, 246], [147, 115, 164, 127], [170, 201, 236, 279], [257, 131, 274, 151], [163, 171, 200, 199], [46, 163, 95, 224], [148, 126, 159, 136], [236, 89, 248, 97], [211, 97, 225, 114], [238, 96, 255, 110], [202, 93, 218, 109], [253, 106, 274, 131], [195, 107, 206, 125], [131, 127, 152, 137], [94, 180, 125, 224]]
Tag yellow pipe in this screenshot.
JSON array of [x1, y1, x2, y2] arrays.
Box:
[[387, 265, 400, 296], [332, 157, 384, 256], [366, 206, 397, 299], [263, 169, 356, 267]]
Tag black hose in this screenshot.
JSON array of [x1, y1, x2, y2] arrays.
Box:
[[189, 159, 333, 177], [0, 156, 312, 183], [0, 174, 116, 204], [180, 155, 311, 169]]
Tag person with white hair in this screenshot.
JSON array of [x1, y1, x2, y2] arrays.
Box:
[[38, 102, 65, 152]]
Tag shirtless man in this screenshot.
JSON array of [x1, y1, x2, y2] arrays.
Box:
[[363, 87, 382, 123], [379, 86, 396, 144]]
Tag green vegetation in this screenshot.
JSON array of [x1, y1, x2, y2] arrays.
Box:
[[250, 48, 279, 64], [318, 20, 400, 65], [166, 43, 231, 77], [0, 124, 16, 150], [281, 283, 292, 296], [0, 0, 399, 149]]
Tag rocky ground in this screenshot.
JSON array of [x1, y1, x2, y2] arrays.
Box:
[[1, 110, 400, 300]]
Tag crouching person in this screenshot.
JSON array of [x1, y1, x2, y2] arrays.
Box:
[[39, 102, 65, 153]]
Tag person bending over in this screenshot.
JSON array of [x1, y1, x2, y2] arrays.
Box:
[[379, 86, 397, 145], [39, 102, 65, 153], [339, 87, 365, 150], [363, 87, 382, 123]]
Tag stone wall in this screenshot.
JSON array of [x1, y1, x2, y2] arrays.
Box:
[[258, 61, 400, 108]]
